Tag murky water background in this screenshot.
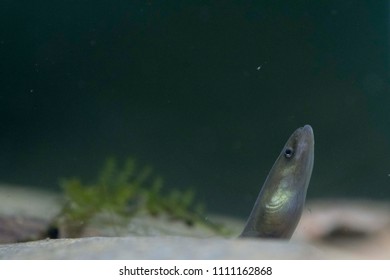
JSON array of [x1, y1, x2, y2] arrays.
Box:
[[1, 2, 389, 217]]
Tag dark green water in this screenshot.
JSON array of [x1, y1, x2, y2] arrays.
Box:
[[1, 1, 389, 216]]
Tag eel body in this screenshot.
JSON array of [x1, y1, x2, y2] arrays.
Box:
[[240, 125, 314, 239]]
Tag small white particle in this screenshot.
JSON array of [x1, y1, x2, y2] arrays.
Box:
[[256, 65, 262, 70]]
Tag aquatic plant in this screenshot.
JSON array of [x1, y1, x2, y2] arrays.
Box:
[[56, 157, 227, 237]]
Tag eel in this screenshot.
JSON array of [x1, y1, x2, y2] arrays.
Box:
[[240, 124, 314, 239]]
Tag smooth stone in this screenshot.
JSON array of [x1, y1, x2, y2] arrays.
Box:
[[0, 236, 338, 260]]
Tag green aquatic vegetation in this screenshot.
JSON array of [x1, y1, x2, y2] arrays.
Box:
[[60, 158, 141, 222], [57, 157, 227, 236], [145, 178, 204, 225]]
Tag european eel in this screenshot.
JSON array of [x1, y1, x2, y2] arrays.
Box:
[[240, 125, 314, 239]]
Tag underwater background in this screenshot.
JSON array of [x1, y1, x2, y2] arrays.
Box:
[[1, 1, 389, 217]]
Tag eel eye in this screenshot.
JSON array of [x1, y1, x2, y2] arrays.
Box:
[[284, 147, 294, 158]]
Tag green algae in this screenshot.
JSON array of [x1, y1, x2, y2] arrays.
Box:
[[56, 157, 228, 237]]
